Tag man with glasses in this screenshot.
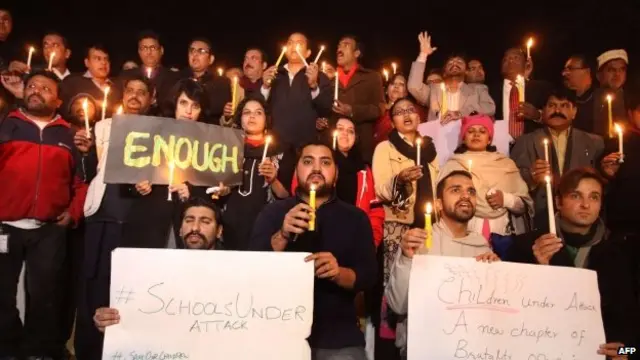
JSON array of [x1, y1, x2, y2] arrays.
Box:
[[8, 32, 71, 81], [181, 37, 230, 124], [562, 54, 596, 133]]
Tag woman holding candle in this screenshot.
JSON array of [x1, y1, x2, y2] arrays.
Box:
[[371, 97, 438, 359], [438, 114, 533, 258], [213, 97, 295, 250], [374, 73, 409, 146]]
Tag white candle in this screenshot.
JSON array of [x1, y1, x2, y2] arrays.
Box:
[[313, 45, 325, 64], [415, 137, 422, 166], [440, 83, 448, 116], [392, 62, 397, 74], [334, 77, 339, 101], [615, 124, 624, 158], [82, 99, 91, 139], [526, 38, 534, 59], [47, 52, 56, 71], [467, 160, 472, 174], [146, 67, 152, 79], [261, 136, 272, 163], [543, 138, 549, 163], [295, 44, 309, 67], [332, 130, 338, 151], [167, 161, 175, 201], [101, 86, 110, 121], [26, 47, 35, 71], [321, 61, 326, 73], [606, 95, 613, 138], [545, 175, 557, 235]]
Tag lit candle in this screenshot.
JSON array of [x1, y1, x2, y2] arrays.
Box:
[[26, 47, 35, 71], [82, 98, 91, 139], [167, 161, 175, 201], [526, 37, 534, 59], [217, 67, 224, 77], [309, 184, 316, 231], [146, 67, 152, 79], [468, 160, 472, 174], [383, 69, 389, 82], [313, 45, 325, 64], [332, 130, 338, 151], [261, 135, 272, 163], [101, 86, 110, 121], [321, 61, 326, 73], [440, 83, 448, 117], [516, 75, 525, 102], [116, 105, 124, 115], [392, 62, 397, 74], [424, 203, 432, 250], [47, 51, 56, 71], [231, 76, 238, 114], [274, 46, 287, 68], [545, 175, 557, 235], [543, 138, 550, 163], [615, 123, 624, 159], [415, 137, 422, 166], [606, 94, 613, 138], [295, 44, 309, 67], [334, 77, 339, 101]]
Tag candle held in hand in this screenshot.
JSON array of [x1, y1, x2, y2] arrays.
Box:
[[545, 175, 556, 235], [424, 203, 433, 250], [26, 47, 35, 71], [167, 161, 175, 201], [295, 44, 309, 67], [516, 75, 525, 103], [467, 160, 472, 174], [606, 95, 613, 138], [309, 184, 316, 231], [261, 135, 272, 163], [334, 77, 339, 101], [231, 76, 238, 114], [440, 83, 448, 117], [543, 138, 550, 163], [415, 137, 422, 167], [274, 46, 287, 68], [526, 37, 534, 59], [48, 52, 56, 71], [82, 98, 91, 140], [332, 130, 338, 151], [313, 45, 325, 64], [101, 86, 110, 121], [615, 124, 624, 160]]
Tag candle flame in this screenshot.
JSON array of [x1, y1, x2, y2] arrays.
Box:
[[383, 69, 388, 76], [606, 94, 613, 102], [146, 67, 152, 78], [82, 98, 88, 110], [333, 130, 339, 137], [426, 202, 432, 214], [310, 184, 316, 191], [29, 46, 35, 53], [440, 83, 446, 91], [615, 123, 623, 134], [526, 38, 534, 48], [104, 86, 110, 96], [543, 138, 548, 145], [319, 45, 325, 51], [416, 137, 422, 146], [265, 135, 272, 144], [295, 44, 301, 51], [116, 105, 124, 115], [217, 67, 223, 76], [545, 175, 551, 183], [282, 46, 288, 52], [168, 161, 175, 171]]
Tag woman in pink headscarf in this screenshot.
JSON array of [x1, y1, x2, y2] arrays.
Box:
[[437, 114, 533, 258]]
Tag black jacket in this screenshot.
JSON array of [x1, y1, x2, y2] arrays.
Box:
[[179, 69, 231, 124], [508, 225, 640, 345], [490, 78, 553, 135]]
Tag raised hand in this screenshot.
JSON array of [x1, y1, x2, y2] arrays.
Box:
[[418, 31, 438, 57]]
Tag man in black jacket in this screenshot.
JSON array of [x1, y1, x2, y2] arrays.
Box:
[[508, 167, 639, 351], [250, 141, 376, 360]]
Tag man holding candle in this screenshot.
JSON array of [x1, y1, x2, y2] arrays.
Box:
[[260, 32, 333, 148], [8, 32, 71, 80], [331, 35, 385, 164], [593, 49, 629, 138], [385, 170, 499, 359], [508, 167, 639, 350], [511, 88, 604, 231], [407, 31, 495, 123], [250, 141, 377, 360], [0, 70, 88, 360], [221, 47, 268, 124]]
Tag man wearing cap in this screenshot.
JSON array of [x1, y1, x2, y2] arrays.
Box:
[[593, 49, 628, 137]]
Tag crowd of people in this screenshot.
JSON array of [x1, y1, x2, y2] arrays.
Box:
[[0, 7, 638, 360]]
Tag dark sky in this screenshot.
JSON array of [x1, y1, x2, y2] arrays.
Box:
[[3, 0, 639, 85]]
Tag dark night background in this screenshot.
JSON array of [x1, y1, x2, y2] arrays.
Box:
[[3, 0, 639, 86]]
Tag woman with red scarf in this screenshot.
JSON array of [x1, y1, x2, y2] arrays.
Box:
[[374, 73, 409, 146]]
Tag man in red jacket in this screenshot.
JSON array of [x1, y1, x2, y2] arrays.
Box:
[[0, 70, 88, 360]]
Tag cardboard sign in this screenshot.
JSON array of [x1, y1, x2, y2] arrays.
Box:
[[104, 115, 244, 186]]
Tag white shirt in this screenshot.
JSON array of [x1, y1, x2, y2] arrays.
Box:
[[260, 64, 320, 100], [53, 68, 70, 80], [445, 86, 461, 112], [502, 79, 514, 121]]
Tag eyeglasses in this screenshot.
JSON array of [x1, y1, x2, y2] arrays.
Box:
[[563, 66, 587, 72], [392, 107, 417, 116], [189, 47, 210, 55], [139, 45, 160, 52]]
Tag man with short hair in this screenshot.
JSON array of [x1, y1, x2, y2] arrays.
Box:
[[511, 88, 604, 231], [562, 54, 596, 133], [9, 32, 72, 81], [508, 167, 639, 353], [385, 170, 498, 358], [465, 58, 485, 84], [0, 8, 13, 70], [221, 48, 267, 126], [332, 35, 384, 163], [250, 141, 377, 360], [593, 49, 628, 137], [0, 70, 88, 360], [407, 31, 495, 123]]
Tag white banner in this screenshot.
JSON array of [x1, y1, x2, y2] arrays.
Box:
[[103, 249, 314, 360], [408, 255, 606, 360]]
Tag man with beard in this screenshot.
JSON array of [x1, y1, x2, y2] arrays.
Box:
[[490, 47, 552, 140], [332, 35, 384, 163], [508, 168, 639, 354], [407, 31, 495, 123], [74, 74, 155, 360], [179, 37, 230, 124], [92, 197, 224, 332], [250, 141, 377, 360], [385, 170, 499, 359], [511, 88, 604, 231], [0, 70, 88, 360], [593, 49, 628, 138]]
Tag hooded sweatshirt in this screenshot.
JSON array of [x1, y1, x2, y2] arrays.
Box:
[[385, 220, 492, 352]]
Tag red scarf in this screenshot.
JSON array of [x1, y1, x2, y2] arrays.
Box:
[[240, 76, 261, 92], [338, 65, 358, 88], [245, 138, 264, 147]]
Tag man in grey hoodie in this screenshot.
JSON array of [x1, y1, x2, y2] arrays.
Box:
[[384, 170, 499, 358]]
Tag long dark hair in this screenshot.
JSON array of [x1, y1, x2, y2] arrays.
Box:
[[232, 97, 272, 131], [163, 79, 209, 121]]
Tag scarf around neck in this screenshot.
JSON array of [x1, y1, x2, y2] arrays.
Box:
[[335, 149, 365, 205], [557, 217, 606, 269]]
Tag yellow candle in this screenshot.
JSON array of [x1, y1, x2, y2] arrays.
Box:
[[261, 135, 272, 163], [217, 67, 224, 77], [295, 44, 309, 67], [48, 51, 56, 71], [516, 75, 525, 102], [526, 37, 534, 59], [606, 94, 613, 138], [167, 161, 175, 201], [82, 98, 91, 139], [309, 184, 316, 231], [543, 138, 549, 163], [615, 124, 624, 158], [332, 130, 338, 150], [321, 61, 326, 73], [313, 45, 325, 64], [26, 47, 35, 70], [101, 86, 110, 121], [424, 203, 432, 249], [415, 137, 422, 166], [274, 46, 287, 68], [392, 62, 397, 74], [383, 69, 389, 82], [231, 76, 238, 114], [440, 83, 448, 116], [116, 105, 124, 115]]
